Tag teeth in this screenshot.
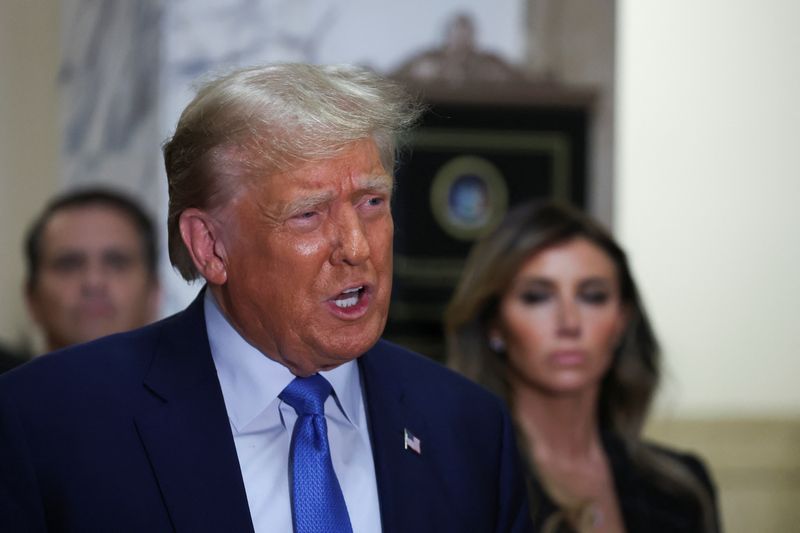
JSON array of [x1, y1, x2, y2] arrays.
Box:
[[334, 295, 359, 308], [334, 286, 363, 309]]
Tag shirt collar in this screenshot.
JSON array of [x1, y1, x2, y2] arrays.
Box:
[[320, 355, 362, 428], [204, 290, 362, 431]]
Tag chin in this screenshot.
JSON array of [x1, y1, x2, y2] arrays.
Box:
[[320, 329, 382, 363], [542, 375, 602, 396], [331, 336, 380, 360]]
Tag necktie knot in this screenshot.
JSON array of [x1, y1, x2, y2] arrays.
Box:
[[279, 374, 332, 416]]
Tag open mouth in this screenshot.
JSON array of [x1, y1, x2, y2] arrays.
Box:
[[332, 286, 366, 309]]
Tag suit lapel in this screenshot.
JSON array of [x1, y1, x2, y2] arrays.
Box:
[[359, 342, 448, 533], [134, 292, 254, 533]]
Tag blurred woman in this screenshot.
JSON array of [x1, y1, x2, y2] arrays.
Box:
[[446, 201, 719, 533]]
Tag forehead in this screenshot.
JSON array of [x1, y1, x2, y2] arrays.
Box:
[[41, 204, 143, 255], [254, 140, 390, 194], [518, 237, 617, 280]]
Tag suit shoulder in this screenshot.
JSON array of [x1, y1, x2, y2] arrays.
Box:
[[0, 318, 167, 400], [367, 339, 506, 410]]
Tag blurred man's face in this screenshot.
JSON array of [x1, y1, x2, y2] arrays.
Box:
[[27, 204, 159, 351], [211, 139, 394, 376]]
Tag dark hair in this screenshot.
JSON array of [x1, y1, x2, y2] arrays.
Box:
[[162, 63, 423, 280], [446, 200, 716, 532], [446, 200, 657, 435], [25, 188, 158, 289]]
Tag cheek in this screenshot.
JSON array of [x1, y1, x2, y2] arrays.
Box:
[[269, 227, 332, 267], [374, 245, 393, 275], [293, 238, 326, 257], [585, 311, 625, 350], [113, 272, 150, 293], [261, 251, 323, 310], [39, 278, 75, 306], [369, 219, 393, 260], [500, 304, 552, 356]]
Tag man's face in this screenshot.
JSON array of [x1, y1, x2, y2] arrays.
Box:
[[27, 204, 159, 351], [211, 139, 394, 376]]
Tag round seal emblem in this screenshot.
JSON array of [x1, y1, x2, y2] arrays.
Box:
[[429, 155, 508, 241]]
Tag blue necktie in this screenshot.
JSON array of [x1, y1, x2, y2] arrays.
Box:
[[280, 374, 353, 533]]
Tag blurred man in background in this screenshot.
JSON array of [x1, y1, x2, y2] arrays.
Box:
[[24, 188, 160, 353]]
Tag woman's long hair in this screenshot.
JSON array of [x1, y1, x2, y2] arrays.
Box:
[[445, 200, 716, 532]]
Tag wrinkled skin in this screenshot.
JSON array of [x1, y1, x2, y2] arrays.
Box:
[[185, 139, 394, 376]]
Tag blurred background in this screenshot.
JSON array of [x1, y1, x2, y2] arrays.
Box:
[[1, 1, 798, 530]]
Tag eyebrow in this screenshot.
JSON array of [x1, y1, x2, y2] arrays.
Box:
[[46, 247, 140, 267], [579, 277, 613, 287], [514, 277, 553, 289], [359, 174, 394, 194], [283, 191, 336, 217], [47, 250, 87, 264], [101, 248, 137, 260], [514, 276, 613, 288], [281, 174, 394, 217]]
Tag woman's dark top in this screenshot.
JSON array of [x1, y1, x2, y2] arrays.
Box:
[[527, 431, 721, 533]]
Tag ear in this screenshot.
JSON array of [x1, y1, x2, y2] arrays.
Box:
[[24, 284, 44, 326], [179, 208, 228, 285], [487, 322, 507, 353]]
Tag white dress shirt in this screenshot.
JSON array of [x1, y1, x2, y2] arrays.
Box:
[[204, 291, 382, 533]]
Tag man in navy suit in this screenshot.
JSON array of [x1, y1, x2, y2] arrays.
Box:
[[0, 64, 532, 532]]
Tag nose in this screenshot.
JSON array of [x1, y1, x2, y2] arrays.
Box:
[[330, 207, 370, 266], [556, 298, 580, 337], [80, 260, 108, 295]]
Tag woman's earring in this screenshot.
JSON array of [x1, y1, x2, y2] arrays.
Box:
[[489, 336, 506, 353]]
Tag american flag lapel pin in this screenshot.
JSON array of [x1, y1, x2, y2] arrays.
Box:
[[404, 428, 421, 455]]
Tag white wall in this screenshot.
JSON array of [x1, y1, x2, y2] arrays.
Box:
[[617, 1, 800, 416], [0, 2, 61, 349]]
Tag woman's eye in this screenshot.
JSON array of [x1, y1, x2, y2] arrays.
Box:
[[580, 291, 610, 304], [520, 291, 550, 305]]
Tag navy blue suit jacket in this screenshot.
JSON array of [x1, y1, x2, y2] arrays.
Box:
[[0, 293, 531, 532]]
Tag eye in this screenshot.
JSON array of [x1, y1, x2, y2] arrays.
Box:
[[519, 290, 550, 305], [579, 290, 610, 305], [103, 251, 134, 272], [50, 254, 85, 274], [289, 209, 320, 222], [359, 194, 389, 219], [287, 210, 322, 231], [361, 195, 387, 212]]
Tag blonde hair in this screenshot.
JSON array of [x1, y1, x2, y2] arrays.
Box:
[[163, 63, 423, 280]]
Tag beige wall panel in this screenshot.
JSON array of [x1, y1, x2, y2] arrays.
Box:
[[0, 2, 61, 349]]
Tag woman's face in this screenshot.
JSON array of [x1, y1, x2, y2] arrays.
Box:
[[494, 237, 627, 396]]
